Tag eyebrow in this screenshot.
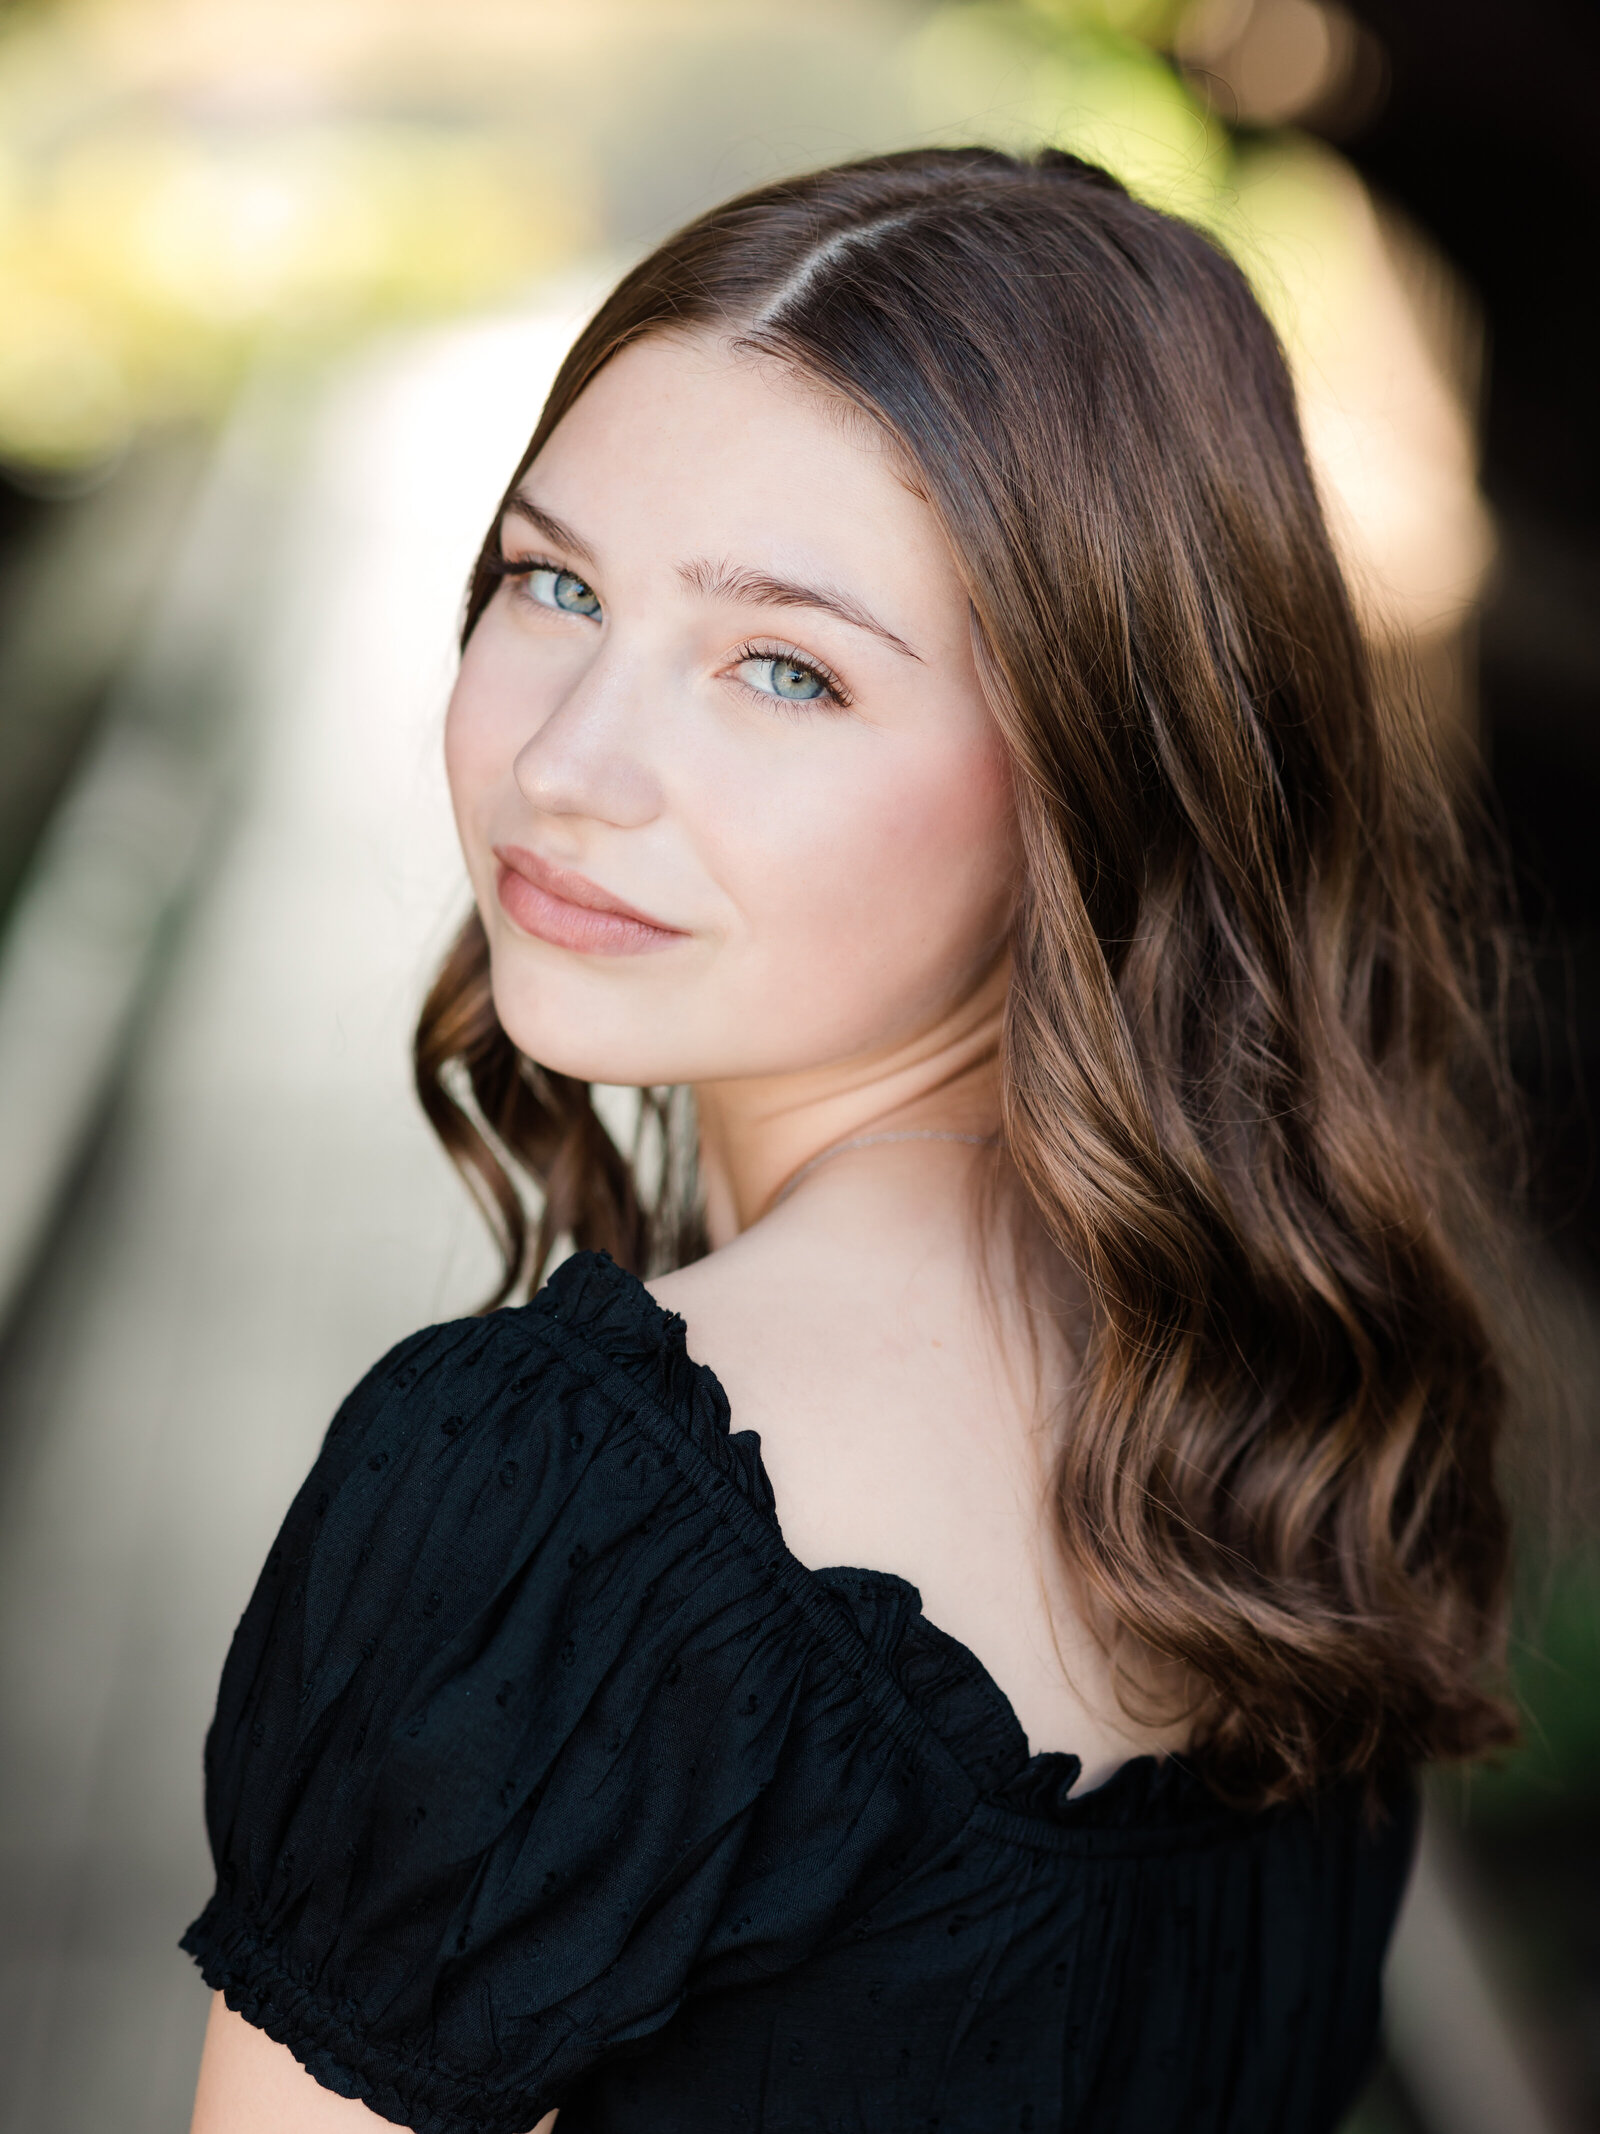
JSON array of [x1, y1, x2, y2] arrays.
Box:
[[503, 492, 920, 662], [500, 492, 598, 567], [678, 558, 921, 661]]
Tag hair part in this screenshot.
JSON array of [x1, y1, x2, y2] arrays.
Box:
[[418, 144, 1523, 1806]]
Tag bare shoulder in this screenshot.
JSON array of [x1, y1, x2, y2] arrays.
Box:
[[647, 1221, 894, 1432], [645, 1212, 992, 1523], [648, 1214, 988, 1569], [648, 1219, 1186, 1782]]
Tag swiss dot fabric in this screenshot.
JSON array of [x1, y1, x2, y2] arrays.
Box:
[[182, 1249, 1415, 2134]]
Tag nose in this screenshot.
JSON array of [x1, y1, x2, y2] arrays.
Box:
[[512, 653, 663, 831]]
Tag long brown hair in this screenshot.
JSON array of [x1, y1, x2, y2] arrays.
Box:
[[417, 146, 1521, 1805]]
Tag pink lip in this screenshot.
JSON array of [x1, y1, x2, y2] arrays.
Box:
[[492, 845, 686, 956]]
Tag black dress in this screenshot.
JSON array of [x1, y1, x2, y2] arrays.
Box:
[[182, 1249, 1415, 2134]]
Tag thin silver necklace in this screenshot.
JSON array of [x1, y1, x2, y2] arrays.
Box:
[[769, 1128, 998, 1211]]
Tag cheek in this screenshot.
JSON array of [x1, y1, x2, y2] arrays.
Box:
[[443, 650, 492, 823], [441, 684, 476, 820], [446, 622, 502, 746], [870, 748, 1013, 923], [735, 731, 1017, 1042], [443, 624, 535, 842]]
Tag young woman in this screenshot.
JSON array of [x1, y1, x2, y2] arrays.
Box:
[[183, 147, 1518, 2133]]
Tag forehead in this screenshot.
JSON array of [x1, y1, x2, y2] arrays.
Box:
[[545, 329, 888, 475], [523, 331, 950, 590]]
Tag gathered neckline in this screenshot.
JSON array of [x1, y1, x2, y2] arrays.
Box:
[[534, 1248, 1220, 1835]]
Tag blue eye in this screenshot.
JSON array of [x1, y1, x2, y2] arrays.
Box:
[[738, 654, 829, 703], [524, 565, 601, 618]]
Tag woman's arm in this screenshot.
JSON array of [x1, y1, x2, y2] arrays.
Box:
[[191, 1997, 557, 2134]]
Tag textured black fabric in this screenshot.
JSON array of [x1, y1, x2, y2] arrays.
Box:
[[182, 1249, 1416, 2134]]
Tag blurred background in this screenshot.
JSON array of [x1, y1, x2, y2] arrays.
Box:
[[0, 1, 1595, 2128]]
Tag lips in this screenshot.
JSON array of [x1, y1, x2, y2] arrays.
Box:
[[492, 845, 686, 957]]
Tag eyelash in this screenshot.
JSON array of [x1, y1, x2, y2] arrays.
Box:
[[492, 549, 570, 592], [490, 551, 852, 709], [728, 639, 851, 710]]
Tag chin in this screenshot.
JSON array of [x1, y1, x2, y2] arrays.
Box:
[[488, 985, 671, 1089], [493, 1015, 652, 1089]]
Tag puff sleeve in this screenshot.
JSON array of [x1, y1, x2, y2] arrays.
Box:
[[180, 1274, 922, 2134]]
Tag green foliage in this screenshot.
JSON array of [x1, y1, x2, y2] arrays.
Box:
[[1015, 0, 1192, 45], [1463, 1549, 1600, 1825], [0, 5, 594, 472], [907, 1, 1228, 218]]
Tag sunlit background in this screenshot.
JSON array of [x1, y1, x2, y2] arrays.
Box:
[[1, 2, 1596, 2130]]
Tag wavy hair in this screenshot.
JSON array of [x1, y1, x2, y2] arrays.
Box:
[[416, 146, 1521, 1804]]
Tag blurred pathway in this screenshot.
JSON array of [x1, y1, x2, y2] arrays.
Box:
[[0, 294, 590, 2133]]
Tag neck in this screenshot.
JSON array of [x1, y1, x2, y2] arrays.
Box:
[[692, 960, 1008, 1246]]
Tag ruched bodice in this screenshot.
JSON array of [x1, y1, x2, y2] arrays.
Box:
[[182, 1249, 1414, 2133]]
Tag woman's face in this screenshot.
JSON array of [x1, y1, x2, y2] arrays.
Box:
[[445, 331, 1017, 1090]]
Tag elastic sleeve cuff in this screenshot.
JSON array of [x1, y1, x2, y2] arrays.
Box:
[[181, 1897, 559, 2134]]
